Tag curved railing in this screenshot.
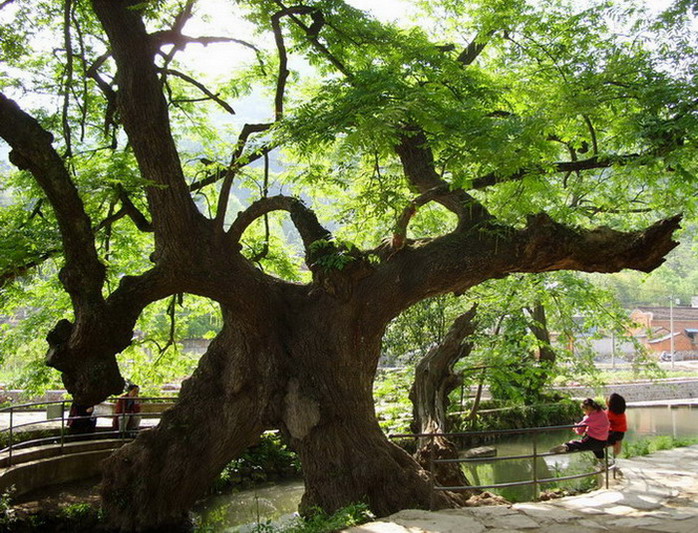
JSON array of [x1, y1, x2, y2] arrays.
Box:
[[0, 397, 177, 467], [391, 424, 617, 508]]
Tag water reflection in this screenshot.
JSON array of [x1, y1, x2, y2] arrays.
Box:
[[626, 405, 697, 440], [193, 480, 305, 532]]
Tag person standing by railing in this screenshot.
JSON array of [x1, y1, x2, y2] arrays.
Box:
[[550, 398, 609, 458], [67, 402, 96, 436], [112, 383, 141, 437], [606, 393, 627, 456]]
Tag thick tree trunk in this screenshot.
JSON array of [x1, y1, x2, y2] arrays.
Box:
[[100, 311, 284, 531], [278, 303, 457, 517], [100, 299, 456, 530]]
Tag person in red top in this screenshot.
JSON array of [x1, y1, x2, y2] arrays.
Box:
[[606, 392, 627, 455], [550, 398, 609, 458], [112, 383, 141, 436]]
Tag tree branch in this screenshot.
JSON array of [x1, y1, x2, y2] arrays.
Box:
[[160, 68, 235, 115], [152, 31, 263, 56], [457, 32, 491, 66], [85, 52, 118, 139], [391, 185, 450, 249], [92, 0, 203, 251], [95, 186, 154, 233], [0, 92, 105, 303], [469, 153, 641, 190], [61, 0, 75, 157], [273, 1, 353, 78], [228, 195, 331, 253], [363, 214, 681, 323], [0, 251, 60, 291], [395, 127, 493, 230], [214, 123, 273, 226]]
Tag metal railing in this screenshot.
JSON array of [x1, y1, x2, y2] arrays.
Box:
[[391, 424, 617, 509], [0, 397, 177, 467]]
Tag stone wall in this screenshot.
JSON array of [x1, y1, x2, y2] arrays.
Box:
[[555, 378, 698, 402]]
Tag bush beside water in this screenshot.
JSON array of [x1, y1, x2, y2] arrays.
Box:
[[211, 432, 301, 493]]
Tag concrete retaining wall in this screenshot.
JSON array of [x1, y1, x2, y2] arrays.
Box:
[[555, 379, 698, 402], [0, 440, 127, 497], [0, 449, 112, 497]]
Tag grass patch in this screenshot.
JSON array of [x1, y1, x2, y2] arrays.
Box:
[[195, 503, 374, 533], [622, 436, 698, 458]]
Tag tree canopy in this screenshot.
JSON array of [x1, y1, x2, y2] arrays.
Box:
[[0, 0, 696, 529]]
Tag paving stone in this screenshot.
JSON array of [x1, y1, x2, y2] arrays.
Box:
[[441, 505, 516, 517], [577, 519, 609, 530], [389, 510, 486, 533], [512, 503, 579, 523], [343, 446, 698, 533], [344, 522, 412, 533], [643, 516, 698, 533], [612, 493, 664, 510], [606, 516, 664, 528], [595, 505, 638, 515], [568, 507, 605, 515], [537, 524, 607, 533], [482, 513, 540, 530]]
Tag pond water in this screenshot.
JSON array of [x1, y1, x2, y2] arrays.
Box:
[[193, 480, 306, 532], [193, 405, 698, 532], [465, 404, 698, 502]]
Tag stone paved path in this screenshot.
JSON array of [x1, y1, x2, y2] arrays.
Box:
[[345, 445, 698, 533]]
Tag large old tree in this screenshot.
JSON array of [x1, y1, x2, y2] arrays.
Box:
[[0, 0, 695, 529]]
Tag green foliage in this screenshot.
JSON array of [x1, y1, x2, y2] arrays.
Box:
[[373, 367, 414, 433], [282, 503, 373, 533], [451, 398, 580, 435], [0, 487, 17, 530], [622, 435, 698, 458], [308, 239, 358, 272], [243, 503, 374, 533], [58, 503, 97, 521], [212, 432, 301, 492], [1, 0, 697, 438]]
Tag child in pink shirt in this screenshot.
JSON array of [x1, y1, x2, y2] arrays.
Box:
[[550, 398, 609, 458]]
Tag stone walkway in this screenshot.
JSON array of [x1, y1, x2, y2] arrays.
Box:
[[346, 445, 698, 533]]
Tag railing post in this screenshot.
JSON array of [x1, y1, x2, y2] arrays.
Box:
[[8, 407, 13, 467], [531, 430, 539, 500], [429, 434, 435, 511], [60, 400, 66, 453], [604, 447, 609, 489]]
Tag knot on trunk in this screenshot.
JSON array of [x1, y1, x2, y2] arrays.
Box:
[[283, 378, 321, 440]]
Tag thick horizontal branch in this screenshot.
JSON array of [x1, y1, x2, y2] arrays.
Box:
[[362, 214, 681, 323], [228, 195, 331, 252]]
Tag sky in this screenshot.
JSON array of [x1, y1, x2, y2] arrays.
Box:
[[179, 0, 678, 79]]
